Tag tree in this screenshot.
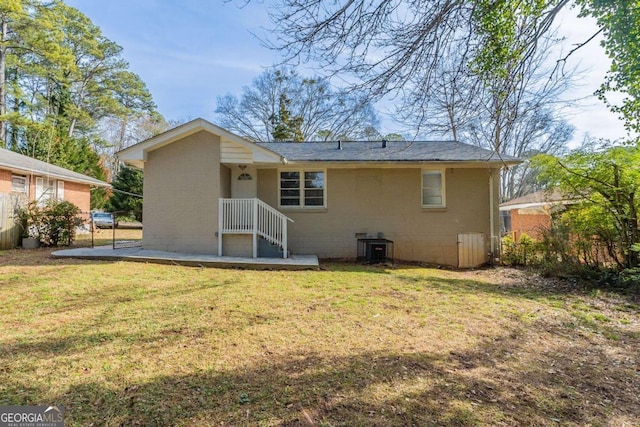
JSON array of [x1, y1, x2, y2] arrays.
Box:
[[0, 0, 158, 205], [533, 145, 640, 269], [98, 111, 168, 177], [0, 0, 27, 146], [393, 17, 574, 200], [270, 93, 303, 141], [215, 68, 379, 141], [106, 166, 143, 221], [258, 1, 639, 142], [574, 1, 640, 134]]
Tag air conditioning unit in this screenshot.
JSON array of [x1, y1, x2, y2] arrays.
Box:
[[357, 237, 394, 263]]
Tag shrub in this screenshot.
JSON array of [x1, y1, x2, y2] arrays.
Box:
[[501, 233, 536, 266], [16, 200, 84, 247]]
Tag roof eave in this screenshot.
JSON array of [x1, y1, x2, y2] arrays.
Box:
[[117, 118, 284, 167], [276, 159, 520, 166], [0, 163, 110, 188]]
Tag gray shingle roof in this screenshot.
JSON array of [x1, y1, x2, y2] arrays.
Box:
[[256, 140, 520, 163], [0, 147, 110, 187]]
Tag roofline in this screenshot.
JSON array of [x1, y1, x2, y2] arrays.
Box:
[[499, 199, 577, 211], [256, 142, 522, 165], [276, 159, 520, 167], [0, 161, 111, 187], [117, 118, 285, 165]]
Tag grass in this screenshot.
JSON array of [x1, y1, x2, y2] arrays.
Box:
[[0, 249, 638, 426]]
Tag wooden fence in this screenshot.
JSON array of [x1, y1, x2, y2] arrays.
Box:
[[0, 192, 27, 249]]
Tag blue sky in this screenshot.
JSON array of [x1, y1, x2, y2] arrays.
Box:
[[66, 0, 629, 144], [66, 0, 276, 122]]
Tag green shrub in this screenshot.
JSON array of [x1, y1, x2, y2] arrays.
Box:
[[17, 200, 84, 247], [501, 233, 536, 266]]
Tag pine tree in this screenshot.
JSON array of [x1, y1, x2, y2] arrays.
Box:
[[106, 166, 143, 221]]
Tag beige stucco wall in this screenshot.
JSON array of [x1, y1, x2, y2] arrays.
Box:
[[258, 167, 499, 266], [143, 130, 222, 254], [220, 165, 231, 198], [221, 234, 253, 257]]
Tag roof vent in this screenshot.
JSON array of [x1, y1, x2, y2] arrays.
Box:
[[338, 140, 342, 150], [382, 139, 387, 148]]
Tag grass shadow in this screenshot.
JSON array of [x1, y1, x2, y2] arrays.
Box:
[[36, 331, 638, 426]]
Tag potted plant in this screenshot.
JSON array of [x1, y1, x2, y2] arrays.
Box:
[[15, 203, 41, 249]]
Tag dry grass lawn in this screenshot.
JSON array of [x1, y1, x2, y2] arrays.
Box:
[[0, 246, 638, 426]]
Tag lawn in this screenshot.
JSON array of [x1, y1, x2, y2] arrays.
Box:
[[0, 249, 638, 426]]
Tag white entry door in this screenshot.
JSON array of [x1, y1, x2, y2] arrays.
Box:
[[231, 166, 257, 198]]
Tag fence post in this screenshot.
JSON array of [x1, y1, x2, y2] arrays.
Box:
[[91, 213, 94, 249]]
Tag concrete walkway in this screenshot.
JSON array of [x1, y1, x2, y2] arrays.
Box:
[[52, 245, 319, 270]]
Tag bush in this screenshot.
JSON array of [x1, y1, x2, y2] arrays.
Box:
[[501, 233, 536, 266], [17, 200, 84, 247]]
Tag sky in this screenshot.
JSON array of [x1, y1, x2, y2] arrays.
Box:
[[65, 0, 631, 146]]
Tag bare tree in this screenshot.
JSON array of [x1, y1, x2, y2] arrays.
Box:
[[97, 113, 169, 177], [262, 1, 567, 99], [215, 68, 379, 141], [244, 1, 582, 200]]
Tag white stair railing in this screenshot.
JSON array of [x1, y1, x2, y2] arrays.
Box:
[[218, 198, 293, 258]]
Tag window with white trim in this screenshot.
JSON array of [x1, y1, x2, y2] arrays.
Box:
[[57, 181, 65, 200], [11, 175, 28, 193], [35, 177, 56, 206], [422, 169, 445, 207], [279, 170, 325, 208]]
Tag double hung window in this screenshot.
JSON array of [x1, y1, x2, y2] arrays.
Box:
[[422, 170, 445, 208], [279, 170, 325, 208]]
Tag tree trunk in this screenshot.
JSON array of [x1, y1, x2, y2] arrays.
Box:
[[0, 18, 7, 147], [628, 191, 639, 268]]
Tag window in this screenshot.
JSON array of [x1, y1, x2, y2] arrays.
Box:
[[279, 170, 325, 208], [422, 169, 445, 207], [35, 177, 56, 206], [11, 175, 28, 193], [57, 181, 65, 200]]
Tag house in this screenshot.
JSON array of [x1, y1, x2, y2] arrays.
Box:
[[118, 119, 520, 267], [0, 146, 110, 213], [0, 147, 111, 249], [499, 189, 576, 240]]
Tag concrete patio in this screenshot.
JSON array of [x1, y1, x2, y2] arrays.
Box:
[[52, 245, 319, 270]]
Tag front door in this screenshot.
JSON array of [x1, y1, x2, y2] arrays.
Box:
[[231, 166, 257, 198]]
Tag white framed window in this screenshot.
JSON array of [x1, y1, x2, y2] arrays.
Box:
[[422, 169, 445, 208], [11, 175, 28, 193], [57, 181, 65, 200], [35, 177, 56, 206], [279, 170, 326, 208]]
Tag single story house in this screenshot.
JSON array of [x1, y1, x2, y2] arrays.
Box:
[[500, 189, 576, 240], [0, 147, 110, 249], [118, 119, 520, 267], [0, 146, 110, 213]]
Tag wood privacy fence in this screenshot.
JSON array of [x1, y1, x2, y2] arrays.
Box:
[[0, 192, 27, 249]]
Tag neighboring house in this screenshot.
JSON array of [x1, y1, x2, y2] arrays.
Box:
[[0, 147, 110, 213], [499, 190, 576, 240], [0, 147, 110, 249], [118, 119, 520, 267]]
